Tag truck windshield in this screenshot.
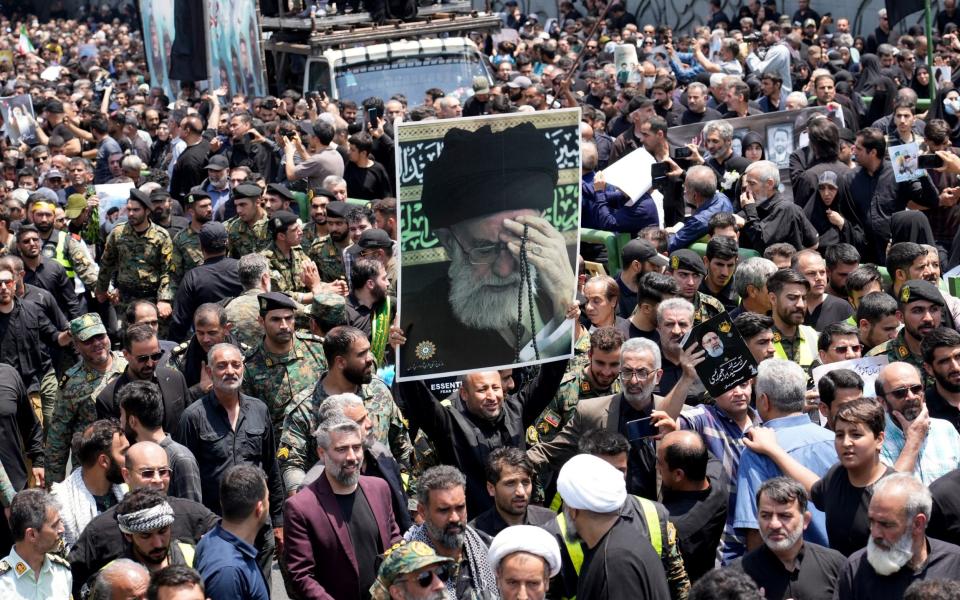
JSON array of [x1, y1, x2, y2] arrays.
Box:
[[328, 53, 488, 104]]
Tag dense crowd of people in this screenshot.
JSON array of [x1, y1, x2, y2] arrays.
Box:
[[5, 0, 960, 599]]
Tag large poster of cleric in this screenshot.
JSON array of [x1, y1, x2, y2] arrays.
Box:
[[395, 110, 581, 381], [682, 312, 758, 398], [204, 0, 267, 97], [137, 0, 177, 101]]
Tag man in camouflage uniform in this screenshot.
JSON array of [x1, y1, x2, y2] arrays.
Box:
[[242, 292, 328, 439], [369, 540, 453, 600], [279, 326, 413, 492], [94, 189, 174, 322], [170, 187, 213, 297], [868, 279, 943, 388], [31, 197, 99, 292], [307, 200, 350, 283], [260, 210, 318, 305], [224, 254, 272, 349], [226, 183, 269, 259], [668, 249, 725, 325], [302, 189, 333, 245], [45, 313, 127, 484]]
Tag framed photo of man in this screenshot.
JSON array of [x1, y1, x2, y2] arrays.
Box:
[[766, 123, 794, 169], [395, 109, 582, 380]]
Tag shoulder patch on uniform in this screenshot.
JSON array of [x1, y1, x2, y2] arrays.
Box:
[[898, 345, 910, 358], [0, 559, 9, 574], [47, 554, 70, 568], [277, 447, 289, 460]]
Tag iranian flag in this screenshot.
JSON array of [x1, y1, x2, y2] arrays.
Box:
[[16, 25, 34, 56]]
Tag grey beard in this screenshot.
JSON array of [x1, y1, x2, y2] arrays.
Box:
[[425, 519, 464, 551], [760, 525, 803, 552], [330, 459, 362, 487], [446, 244, 538, 331], [866, 532, 914, 575]]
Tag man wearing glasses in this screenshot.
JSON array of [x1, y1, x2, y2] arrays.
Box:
[[95, 324, 189, 438], [370, 540, 453, 600], [876, 360, 960, 486]]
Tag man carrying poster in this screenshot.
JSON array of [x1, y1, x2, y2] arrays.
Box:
[[397, 114, 579, 379]]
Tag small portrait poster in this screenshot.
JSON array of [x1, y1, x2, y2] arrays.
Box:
[[395, 109, 581, 380], [888, 142, 925, 183], [683, 312, 759, 398], [766, 123, 794, 169], [0, 94, 37, 146]]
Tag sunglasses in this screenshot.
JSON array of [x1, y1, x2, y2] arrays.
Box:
[[882, 384, 924, 401], [831, 344, 862, 354], [135, 351, 164, 363], [400, 565, 450, 588], [137, 467, 172, 479]]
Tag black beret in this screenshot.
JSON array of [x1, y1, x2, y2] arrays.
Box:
[[258, 291, 298, 315], [311, 189, 337, 201], [898, 279, 945, 307], [185, 186, 211, 204], [268, 210, 300, 234], [669, 249, 706, 276], [326, 201, 350, 219], [129, 189, 153, 210], [266, 183, 294, 202], [419, 123, 558, 230], [358, 228, 393, 249], [232, 183, 263, 200]]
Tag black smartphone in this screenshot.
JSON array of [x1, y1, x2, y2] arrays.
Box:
[[367, 107, 378, 126], [282, 130, 295, 139], [626, 417, 657, 441], [918, 154, 945, 169], [673, 147, 692, 159], [651, 162, 669, 181]]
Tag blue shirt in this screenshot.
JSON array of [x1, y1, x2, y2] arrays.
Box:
[[195, 524, 269, 600], [581, 172, 659, 234], [668, 191, 733, 252], [733, 414, 836, 554], [881, 413, 960, 485]]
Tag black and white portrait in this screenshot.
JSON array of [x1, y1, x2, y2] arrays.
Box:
[[766, 124, 794, 169]]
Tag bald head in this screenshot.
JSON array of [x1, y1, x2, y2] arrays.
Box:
[[122, 441, 170, 493], [92, 558, 149, 600], [658, 430, 709, 490]]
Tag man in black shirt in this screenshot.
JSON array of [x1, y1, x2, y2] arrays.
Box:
[[735, 477, 844, 600], [921, 327, 960, 434], [169, 116, 211, 203], [343, 132, 392, 201], [794, 250, 854, 330], [680, 83, 723, 125], [659, 430, 728, 582], [699, 237, 740, 313], [836, 473, 960, 599], [15, 224, 81, 320], [469, 447, 554, 538]]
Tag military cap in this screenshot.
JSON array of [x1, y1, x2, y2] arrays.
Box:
[[149, 189, 171, 204], [311, 188, 336, 201], [232, 183, 263, 200], [129, 188, 153, 210], [258, 291, 298, 315], [622, 239, 668, 268], [64, 193, 87, 219], [358, 228, 393, 249], [268, 210, 300, 234], [369, 541, 453, 600], [198, 221, 228, 251], [311, 292, 346, 327], [419, 123, 558, 230], [185, 186, 211, 204], [70, 313, 106, 341], [266, 183, 295, 202], [898, 279, 945, 307], [669, 249, 706, 276], [326, 201, 350, 220]]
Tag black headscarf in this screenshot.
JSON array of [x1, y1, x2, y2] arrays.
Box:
[[928, 88, 960, 146], [912, 64, 932, 100], [741, 131, 766, 160], [856, 54, 896, 125]]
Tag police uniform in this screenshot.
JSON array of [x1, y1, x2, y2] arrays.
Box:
[[307, 201, 350, 283], [95, 189, 174, 311], [225, 183, 270, 259], [0, 547, 72, 599], [44, 314, 127, 484], [867, 279, 944, 388], [669, 249, 726, 325]]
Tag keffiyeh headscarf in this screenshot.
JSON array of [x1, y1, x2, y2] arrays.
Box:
[[117, 502, 174, 534]]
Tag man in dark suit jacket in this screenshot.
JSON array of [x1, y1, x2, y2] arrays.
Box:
[[284, 417, 401, 600], [95, 323, 189, 434]]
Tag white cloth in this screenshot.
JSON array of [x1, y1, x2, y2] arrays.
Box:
[[488, 525, 562, 577], [556, 454, 626, 513], [50, 468, 126, 551]]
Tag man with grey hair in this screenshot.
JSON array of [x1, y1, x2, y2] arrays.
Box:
[[837, 473, 960, 597], [737, 160, 819, 253], [529, 337, 681, 499], [733, 359, 835, 560], [730, 257, 778, 319], [283, 416, 401, 600], [224, 253, 271, 349], [88, 558, 149, 600], [667, 165, 734, 252], [691, 120, 751, 204], [437, 96, 462, 119], [403, 465, 498, 599], [656, 297, 707, 405], [0, 488, 71, 598], [785, 91, 809, 111]]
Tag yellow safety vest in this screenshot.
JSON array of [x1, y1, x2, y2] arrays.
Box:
[[773, 324, 818, 367], [555, 496, 662, 600]]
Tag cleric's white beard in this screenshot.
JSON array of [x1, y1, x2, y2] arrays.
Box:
[[447, 246, 538, 332], [866, 531, 914, 575]]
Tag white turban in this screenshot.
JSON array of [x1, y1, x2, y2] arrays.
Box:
[[557, 454, 627, 513], [488, 525, 562, 577]]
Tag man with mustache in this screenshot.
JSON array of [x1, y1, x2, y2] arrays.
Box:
[[109, 488, 193, 576], [734, 477, 845, 598], [922, 327, 960, 434], [767, 269, 819, 371], [400, 123, 575, 376], [174, 342, 285, 587], [868, 280, 947, 390], [403, 466, 499, 599], [876, 361, 960, 486], [836, 474, 960, 598], [308, 200, 351, 284], [284, 418, 401, 600]]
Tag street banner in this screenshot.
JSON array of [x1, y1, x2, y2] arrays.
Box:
[[395, 109, 581, 380], [205, 0, 268, 97], [137, 0, 178, 100]]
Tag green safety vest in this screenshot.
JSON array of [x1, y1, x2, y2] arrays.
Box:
[[555, 495, 662, 600]]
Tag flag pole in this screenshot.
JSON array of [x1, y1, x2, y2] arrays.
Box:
[[926, 0, 936, 101]]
